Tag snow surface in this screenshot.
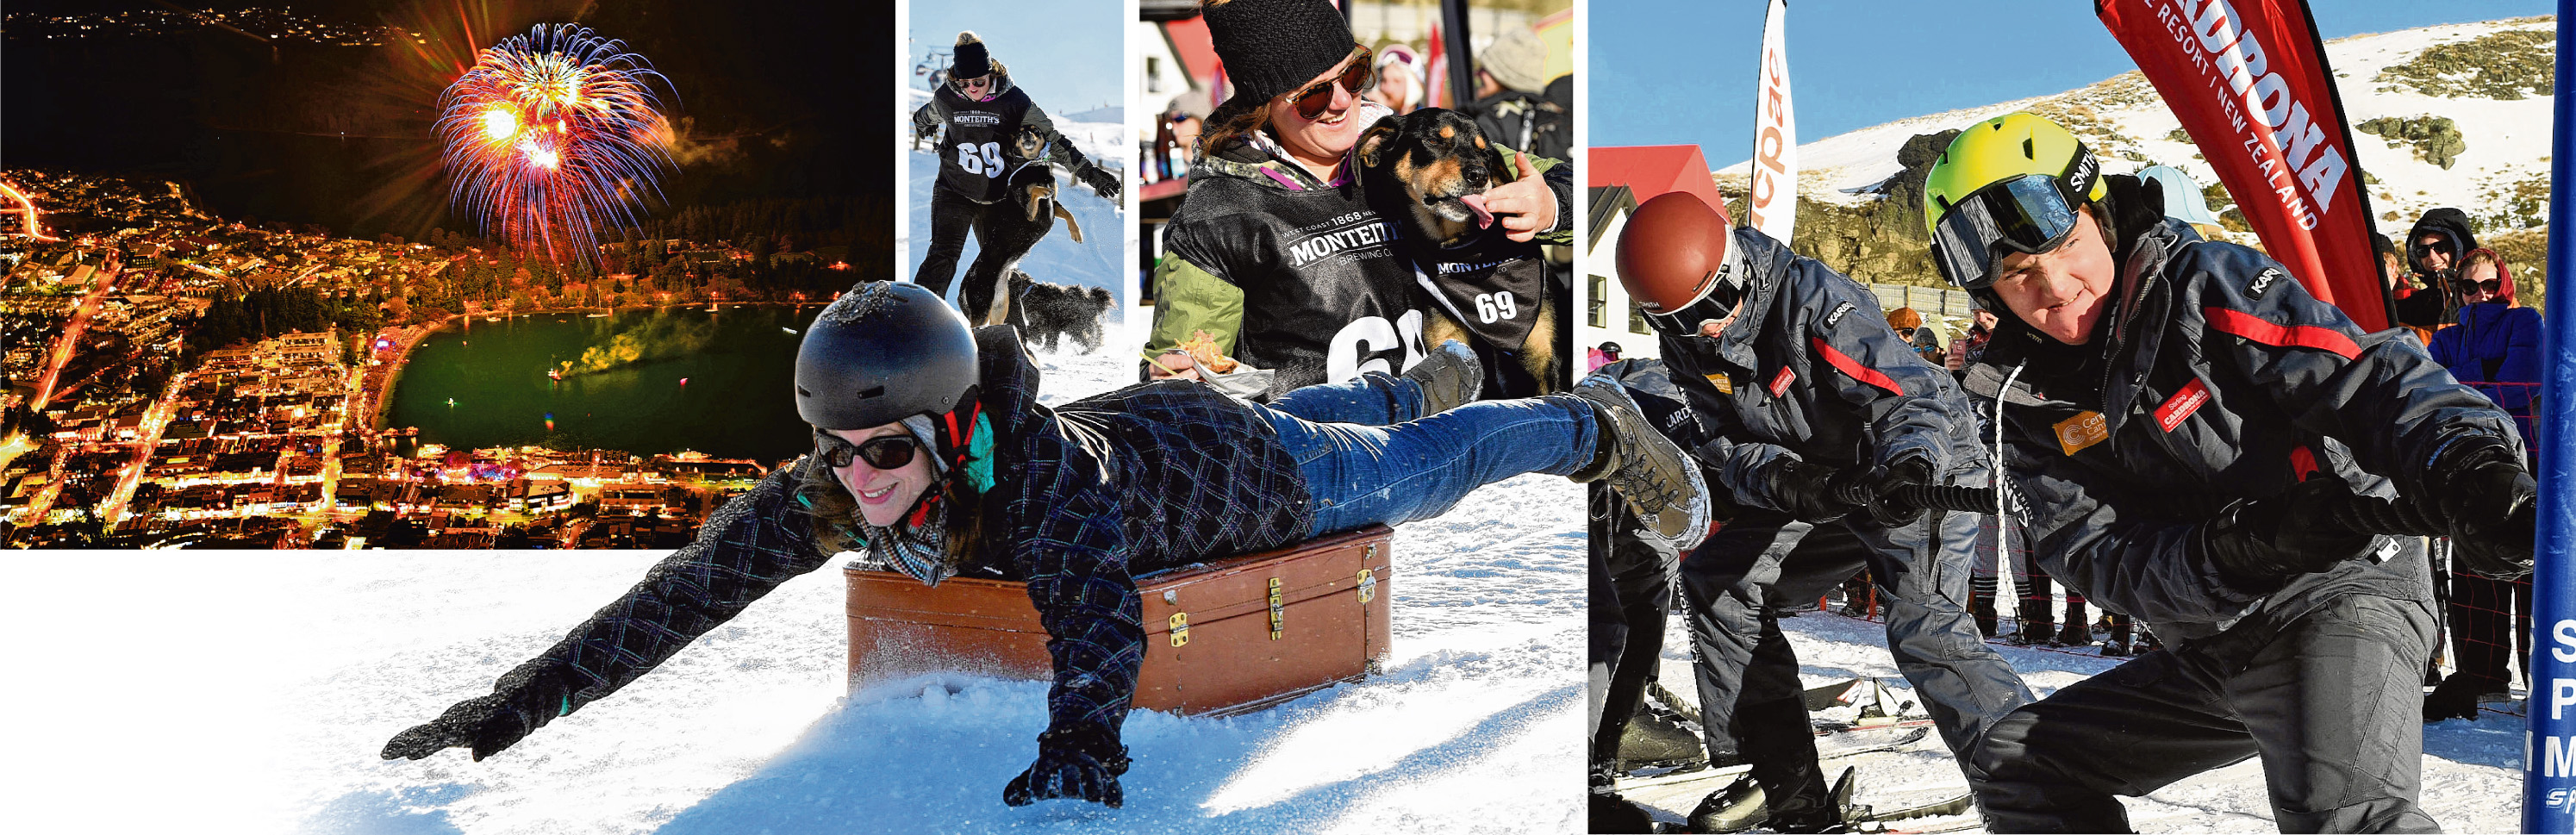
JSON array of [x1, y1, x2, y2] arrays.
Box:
[[1714, 18, 2556, 232], [11, 346, 1590, 835], [1617, 609, 2525, 832]]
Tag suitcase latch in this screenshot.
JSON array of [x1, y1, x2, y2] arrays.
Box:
[[1169, 612, 1189, 647], [1268, 576, 1285, 640], [1357, 568, 1376, 604]]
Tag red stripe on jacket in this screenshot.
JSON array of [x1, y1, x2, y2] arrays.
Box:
[[2204, 306, 2361, 359], [1811, 337, 1904, 396]]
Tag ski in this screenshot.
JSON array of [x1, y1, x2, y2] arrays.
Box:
[[1859, 790, 1974, 821], [1617, 726, 1931, 790]]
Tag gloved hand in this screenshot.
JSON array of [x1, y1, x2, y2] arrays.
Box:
[[913, 122, 939, 146], [1003, 723, 1131, 807], [1763, 458, 1856, 522], [1860, 457, 1936, 527], [1077, 165, 1123, 203], [2424, 439, 2538, 578], [2199, 475, 2377, 594], [381, 664, 577, 762]]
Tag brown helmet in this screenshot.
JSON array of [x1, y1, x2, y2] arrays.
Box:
[[1616, 191, 1743, 336]]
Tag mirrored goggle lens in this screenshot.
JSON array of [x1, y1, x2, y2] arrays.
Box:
[[1930, 175, 2081, 290], [817, 433, 920, 470], [1643, 277, 1747, 338], [1293, 50, 1375, 119]]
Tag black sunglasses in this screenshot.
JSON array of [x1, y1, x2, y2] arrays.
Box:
[[950, 73, 992, 92], [2451, 277, 2503, 296], [816, 431, 920, 470], [1286, 47, 1374, 120]]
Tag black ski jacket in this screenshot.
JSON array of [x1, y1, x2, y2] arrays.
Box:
[[912, 69, 1095, 205], [490, 327, 1313, 746], [1965, 221, 2517, 639], [1656, 229, 1990, 514]]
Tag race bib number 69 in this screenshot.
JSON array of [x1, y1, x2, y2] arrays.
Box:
[[956, 141, 1004, 178]]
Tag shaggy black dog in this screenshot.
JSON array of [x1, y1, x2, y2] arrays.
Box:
[[1009, 270, 1114, 352]]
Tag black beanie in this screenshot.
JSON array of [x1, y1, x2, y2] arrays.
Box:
[[1203, 0, 1357, 105], [953, 32, 991, 79]]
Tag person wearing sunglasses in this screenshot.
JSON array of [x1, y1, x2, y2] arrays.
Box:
[[382, 280, 1709, 809], [1610, 190, 2031, 833], [1924, 112, 2534, 832], [1144, 0, 1569, 401], [2419, 247, 2541, 723], [2401, 207, 2480, 327], [909, 30, 1122, 325]]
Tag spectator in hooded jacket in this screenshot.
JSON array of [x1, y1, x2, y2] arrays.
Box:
[[2405, 208, 2479, 327], [2382, 232, 2442, 335], [2422, 247, 2542, 721]]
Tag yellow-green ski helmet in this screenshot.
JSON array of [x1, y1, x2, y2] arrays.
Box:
[[1920, 112, 2106, 290]]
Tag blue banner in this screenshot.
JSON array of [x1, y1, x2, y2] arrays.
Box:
[[2527, 5, 2576, 832]]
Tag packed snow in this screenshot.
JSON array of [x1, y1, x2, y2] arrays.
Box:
[[1615, 607, 2525, 832], [1716, 17, 2556, 231], [11, 344, 1588, 835]]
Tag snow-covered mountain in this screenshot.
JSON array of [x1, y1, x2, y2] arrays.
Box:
[[1708, 16, 2556, 292]]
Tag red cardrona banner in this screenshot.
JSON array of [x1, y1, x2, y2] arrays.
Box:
[[2099, 0, 2392, 332]]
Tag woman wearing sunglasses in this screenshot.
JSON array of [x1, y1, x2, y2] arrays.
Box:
[[1143, 0, 1569, 401], [383, 281, 1708, 809], [2420, 247, 2541, 722], [1924, 113, 2533, 832], [909, 30, 1121, 324]]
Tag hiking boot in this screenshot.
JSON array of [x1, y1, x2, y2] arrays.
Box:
[[1617, 707, 1708, 772], [1405, 339, 1483, 416], [2008, 620, 2055, 646], [1570, 371, 1712, 550], [1687, 775, 1767, 833], [2099, 639, 2132, 657], [2054, 620, 2093, 648], [2425, 674, 2503, 722]]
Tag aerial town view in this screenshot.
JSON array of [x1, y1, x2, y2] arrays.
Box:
[[0, 1, 884, 547]]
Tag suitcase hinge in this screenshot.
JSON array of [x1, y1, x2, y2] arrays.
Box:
[[1169, 612, 1189, 647], [1268, 576, 1285, 640], [1357, 568, 1376, 604]]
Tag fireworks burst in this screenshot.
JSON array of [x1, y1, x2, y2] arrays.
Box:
[[436, 24, 676, 265]]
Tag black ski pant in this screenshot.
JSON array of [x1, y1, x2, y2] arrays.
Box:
[[913, 178, 1052, 326], [1680, 495, 2034, 807], [1970, 589, 2441, 833], [1589, 482, 1680, 766]]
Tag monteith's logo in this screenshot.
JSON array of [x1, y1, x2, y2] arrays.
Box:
[[952, 111, 1002, 127], [1286, 220, 1399, 267]]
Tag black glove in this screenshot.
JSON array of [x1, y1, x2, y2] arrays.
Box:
[[1860, 457, 1936, 527], [2199, 475, 2377, 594], [913, 122, 939, 145], [1077, 165, 1122, 203], [381, 664, 577, 762], [2424, 439, 2538, 578], [1764, 458, 1856, 522], [1003, 723, 1131, 807]]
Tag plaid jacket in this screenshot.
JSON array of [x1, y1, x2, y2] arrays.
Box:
[[502, 327, 1313, 743]]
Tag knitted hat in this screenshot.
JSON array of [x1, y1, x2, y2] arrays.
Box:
[[1479, 25, 1547, 95], [953, 31, 991, 79], [1202, 0, 1359, 106]]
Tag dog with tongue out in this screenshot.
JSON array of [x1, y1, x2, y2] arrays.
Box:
[[1357, 106, 1567, 396]]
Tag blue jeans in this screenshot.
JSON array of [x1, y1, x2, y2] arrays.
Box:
[[1260, 372, 1598, 538]]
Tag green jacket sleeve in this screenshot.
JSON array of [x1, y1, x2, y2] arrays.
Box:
[[1144, 252, 1244, 371]]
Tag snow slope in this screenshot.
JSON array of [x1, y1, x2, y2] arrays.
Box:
[[1618, 611, 2524, 832], [10, 347, 1588, 835], [1715, 17, 2556, 231]]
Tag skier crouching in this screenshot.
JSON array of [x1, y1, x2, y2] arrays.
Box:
[[1924, 113, 2535, 832], [382, 281, 1708, 808]]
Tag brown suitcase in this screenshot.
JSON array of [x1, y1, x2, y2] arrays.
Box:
[[845, 525, 1394, 716]]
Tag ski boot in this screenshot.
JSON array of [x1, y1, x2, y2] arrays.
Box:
[[1687, 775, 1768, 833], [1617, 706, 1709, 773], [1571, 372, 1712, 549], [1404, 339, 1483, 416], [1591, 762, 1660, 833]]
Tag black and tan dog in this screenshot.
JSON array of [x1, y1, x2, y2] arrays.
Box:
[[1357, 107, 1562, 395], [1010, 126, 1085, 244], [1006, 269, 1114, 352]]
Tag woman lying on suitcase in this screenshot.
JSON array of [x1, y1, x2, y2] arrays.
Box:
[[381, 280, 1707, 808]]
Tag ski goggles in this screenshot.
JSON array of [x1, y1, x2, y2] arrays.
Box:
[[1929, 173, 2090, 290], [815, 430, 920, 471], [1640, 259, 1748, 339], [1284, 46, 1375, 121]]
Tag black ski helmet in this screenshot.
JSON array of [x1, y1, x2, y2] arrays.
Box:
[[795, 282, 979, 430]]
